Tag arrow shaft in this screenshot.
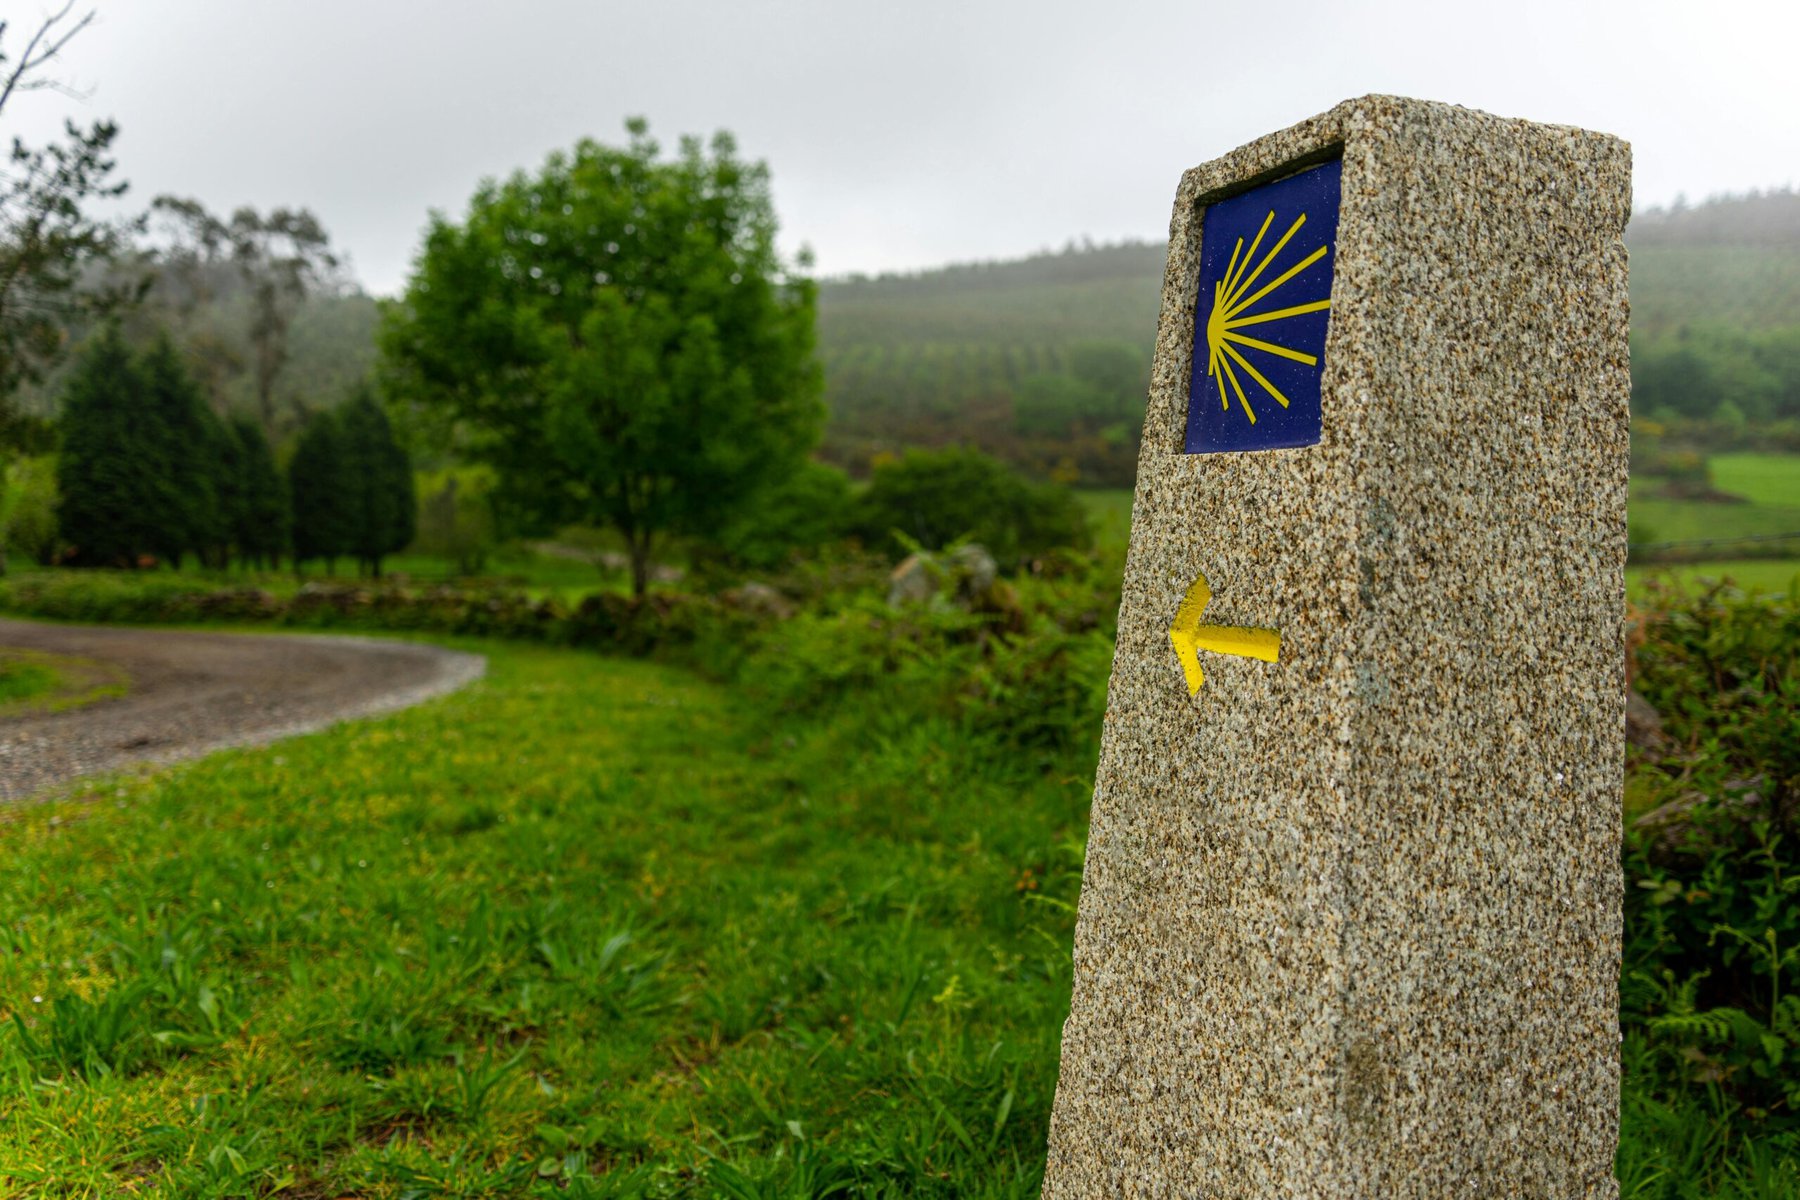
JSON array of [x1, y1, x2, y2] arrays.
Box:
[[1168, 570, 1281, 696], [1189, 625, 1280, 663]]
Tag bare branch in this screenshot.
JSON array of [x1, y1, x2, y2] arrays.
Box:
[[0, 3, 96, 120]]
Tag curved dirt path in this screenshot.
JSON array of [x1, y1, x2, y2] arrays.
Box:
[[0, 620, 485, 802]]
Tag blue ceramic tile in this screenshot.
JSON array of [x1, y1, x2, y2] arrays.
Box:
[[1185, 159, 1340, 454]]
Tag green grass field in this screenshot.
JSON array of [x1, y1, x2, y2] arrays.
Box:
[[1630, 558, 1800, 599], [1629, 453, 1800, 545], [0, 640, 1086, 1198], [0, 607, 1794, 1195], [0, 656, 56, 705], [0, 647, 128, 716], [1712, 453, 1800, 507]]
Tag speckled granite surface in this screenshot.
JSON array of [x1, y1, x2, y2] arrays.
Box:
[[1041, 96, 1629, 1198]]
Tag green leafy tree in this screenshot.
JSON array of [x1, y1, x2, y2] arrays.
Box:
[[338, 387, 414, 576], [55, 325, 158, 565], [288, 408, 351, 573], [381, 119, 823, 595]]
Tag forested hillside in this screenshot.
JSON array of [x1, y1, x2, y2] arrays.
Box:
[[816, 190, 1800, 480], [817, 242, 1163, 483]]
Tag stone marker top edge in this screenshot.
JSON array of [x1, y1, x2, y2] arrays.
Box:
[[1174, 93, 1632, 210]]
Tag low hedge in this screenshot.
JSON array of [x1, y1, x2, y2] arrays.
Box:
[[0, 574, 766, 672]]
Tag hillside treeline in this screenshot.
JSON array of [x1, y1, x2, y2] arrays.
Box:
[[17, 189, 1798, 521], [1630, 186, 1800, 247], [816, 192, 1800, 479]]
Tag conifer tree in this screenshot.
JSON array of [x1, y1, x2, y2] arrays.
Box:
[[204, 413, 246, 568], [138, 335, 218, 567], [288, 409, 351, 573], [338, 388, 415, 576], [231, 415, 288, 569], [56, 325, 159, 566]]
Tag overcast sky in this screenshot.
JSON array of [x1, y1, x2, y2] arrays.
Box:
[[10, 0, 1798, 296]]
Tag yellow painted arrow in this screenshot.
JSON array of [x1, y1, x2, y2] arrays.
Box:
[[1168, 570, 1280, 696]]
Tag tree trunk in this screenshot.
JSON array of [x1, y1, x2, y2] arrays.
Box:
[[628, 537, 650, 598]]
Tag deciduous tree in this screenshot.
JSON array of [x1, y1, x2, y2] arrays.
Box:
[[381, 120, 822, 595], [151, 197, 341, 436], [0, 4, 134, 413]]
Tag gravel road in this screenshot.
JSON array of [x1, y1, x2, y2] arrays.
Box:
[[0, 620, 485, 802]]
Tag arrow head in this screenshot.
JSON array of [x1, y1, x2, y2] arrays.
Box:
[[1168, 573, 1213, 696]]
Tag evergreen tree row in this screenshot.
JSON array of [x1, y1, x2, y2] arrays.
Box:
[[288, 388, 415, 576], [55, 326, 413, 574]]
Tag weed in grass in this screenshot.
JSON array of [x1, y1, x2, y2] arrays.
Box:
[[369, 1143, 540, 1199], [9, 982, 153, 1078], [108, 911, 248, 1051], [706, 1137, 859, 1200], [534, 929, 678, 1019], [450, 1048, 525, 1123], [550, 1161, 663, 1197], [330, 974, 455, 1074]]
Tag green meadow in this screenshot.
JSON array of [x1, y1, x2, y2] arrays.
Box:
[[0, 640, 1088, 1198]]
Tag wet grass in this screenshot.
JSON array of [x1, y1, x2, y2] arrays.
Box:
[[0, 640, 1086, 1197], [2, 619, 1794, 1196], [0, 656, 55, 705], [0, 647, 128, 716]]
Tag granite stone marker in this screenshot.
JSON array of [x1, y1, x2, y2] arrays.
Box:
[[1041, 96, 1630, 1197]]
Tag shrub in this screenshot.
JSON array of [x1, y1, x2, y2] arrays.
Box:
[[3, 454, 59, 568], [851, 447, 1090, 567], [708, 460, 854, 569], [737, 582, 1110, 760], [1624, 583, 1800, 1123]]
